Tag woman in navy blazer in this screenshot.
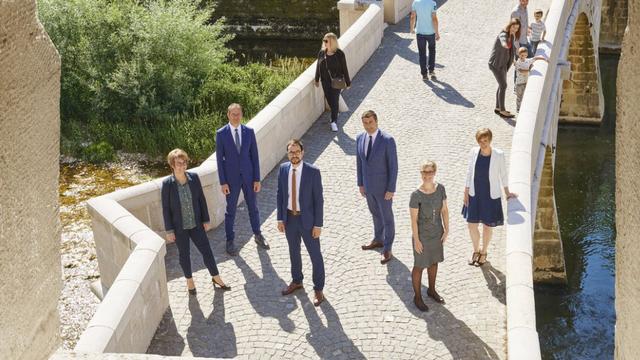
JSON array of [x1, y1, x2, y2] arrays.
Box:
[[161, 149, 230, 294]]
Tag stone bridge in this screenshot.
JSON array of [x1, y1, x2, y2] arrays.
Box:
[[0, 0, 620, 359]]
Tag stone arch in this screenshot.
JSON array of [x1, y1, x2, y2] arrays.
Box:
[[560, 12, 603, 124], [600, 0, 628, 50]]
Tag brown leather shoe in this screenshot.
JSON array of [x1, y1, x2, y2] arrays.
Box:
[[427, 290, 445, 304], [281, 282, 303, 296], [362, 240, 383, 250], [380, 251, 393, 264], [313, 290, 325, 306]]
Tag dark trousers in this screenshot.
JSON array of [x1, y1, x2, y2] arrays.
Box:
[[366, 191, 395, 252], [225, 180, 261, 243], [175, 226, 219, 279], [285, 214, 325, 290], [531, 40, 540, 54], [417, 33, 436, 74], [489, 64, 509, 111], [321, 79, 341, 123]]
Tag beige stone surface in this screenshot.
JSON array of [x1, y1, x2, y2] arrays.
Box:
[[616, 0, 639, 357], [0, 1, 62, 359], [600, 0, 628, 49]]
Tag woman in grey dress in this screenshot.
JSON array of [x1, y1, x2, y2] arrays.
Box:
[[409, 161, 449, 311]]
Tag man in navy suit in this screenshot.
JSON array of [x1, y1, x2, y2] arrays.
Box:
[[356, 110, 398, 264], [277, 139, 326, 306], [216, 103, 269, 256]]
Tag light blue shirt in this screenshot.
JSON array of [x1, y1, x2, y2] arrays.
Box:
[[412, 0, 437, 35]]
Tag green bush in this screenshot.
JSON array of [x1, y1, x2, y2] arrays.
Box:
[[82, 141, 116, 163]]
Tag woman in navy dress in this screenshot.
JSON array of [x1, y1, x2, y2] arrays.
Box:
[[463, 129, 517, 266]]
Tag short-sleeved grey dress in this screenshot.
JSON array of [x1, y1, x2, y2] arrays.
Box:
[[409, 184, 446, 268]]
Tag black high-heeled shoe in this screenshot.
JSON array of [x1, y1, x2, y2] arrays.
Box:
[[212, 278, 231, 291]]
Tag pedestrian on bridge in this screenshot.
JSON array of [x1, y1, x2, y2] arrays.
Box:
[[463, 129, 517, 266], [409, 161, 449, 311], [357, 110, 398, 265], [315, 32, 351, 132], [410, 0, 440, 81], [162, 149, 231, 295], [512, 0, 531, 56], [215, 103, 269, 256], [489, 18, 521, 118]]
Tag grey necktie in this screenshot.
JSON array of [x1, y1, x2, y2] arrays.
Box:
[[234, 128, 241, 153]]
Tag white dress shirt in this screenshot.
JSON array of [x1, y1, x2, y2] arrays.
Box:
[[229, 123, 242, 148], [287, 163, 303, 211], [364, 129, 380, 157]]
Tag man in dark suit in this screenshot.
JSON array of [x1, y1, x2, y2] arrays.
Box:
[[277, 139, 326, 306], [216, 103, 269, 256], [356, 110, 398, 264]]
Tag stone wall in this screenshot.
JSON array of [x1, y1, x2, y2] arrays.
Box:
[[559, 12, 602, 123], [600, 0, 628, 50], [615, 0, 640, 357], [532, 146, 567, 284], [0, 1, 62, 360]]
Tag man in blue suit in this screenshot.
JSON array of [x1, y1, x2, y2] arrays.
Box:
[[216, 103, 269, 256], [277, 139, 326, 306], [356, 110, 398, 264]]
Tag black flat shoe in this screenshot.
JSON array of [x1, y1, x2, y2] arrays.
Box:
[[414, 296, 429, 312], [212, 279, 231, 291], [427, 290, 445, 304], [188, 287, 197, 295]]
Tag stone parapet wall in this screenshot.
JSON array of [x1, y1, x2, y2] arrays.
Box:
[[615, 0, 640, 357], [0, 1, 62, 359], [81, 4, 384, 354]]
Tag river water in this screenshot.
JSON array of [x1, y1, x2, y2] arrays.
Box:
[[535, 53, 618, 359]]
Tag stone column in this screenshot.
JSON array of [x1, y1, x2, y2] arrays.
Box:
[[532, 146, 568, 284], [615, 0, 640, 357], [0, 1, 62, 359], [600, 0, 628, 51]]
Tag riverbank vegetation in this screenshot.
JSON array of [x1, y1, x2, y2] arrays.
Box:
[[40, 0, 308, 162]]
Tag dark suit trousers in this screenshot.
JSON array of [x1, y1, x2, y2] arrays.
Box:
[[175, 226, 219, 278], [285, 214, 325, 290], [366, 192, 395, 252], [225, 180, 261, 242]]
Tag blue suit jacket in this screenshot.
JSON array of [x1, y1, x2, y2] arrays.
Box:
[[356, 130, 398, 195], [161, 172, 210, 232], [277, 162, 324, 231], [215, 124, 260, 186]]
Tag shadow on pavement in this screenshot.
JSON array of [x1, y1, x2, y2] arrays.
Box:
[[186, 291, 237, 358], [146, 308, 185, 356], [481, 261, 506, 305], [386, 259, 501, 360], [424, 78, 476, 108]]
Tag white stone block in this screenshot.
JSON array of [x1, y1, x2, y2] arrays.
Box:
[[508, 327, 542, 360], [506, 284, 537, 331], [506, 252, 534, 290], [74, 325, 114, 353]]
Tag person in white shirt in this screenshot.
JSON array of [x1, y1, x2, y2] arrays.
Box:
[[514, 47, 549, 112], [529, 9, 547, 53]]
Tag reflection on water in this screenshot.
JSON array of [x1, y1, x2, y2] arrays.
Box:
[[535, 53, 618, 359]]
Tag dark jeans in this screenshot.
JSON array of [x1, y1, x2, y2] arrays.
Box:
[[417, 33, 436, 74], [365, 191, 395, 252], [321, 79, 341, 123], [531, 40, 540, 54], [225, 179, 261, 243], [285, 214, 325, 290], [175, 226, 219, 279], [489, 64, 509, 111]]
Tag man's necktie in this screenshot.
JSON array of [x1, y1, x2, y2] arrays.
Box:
[[234, 128, 241, 153], [291, 168, 297, 212], [366, 135, 373, 161]]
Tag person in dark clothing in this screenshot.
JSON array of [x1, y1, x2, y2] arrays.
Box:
[[162, 149, 230, 295], [488, 18, 520, 118], [314, 32, 351, 132]]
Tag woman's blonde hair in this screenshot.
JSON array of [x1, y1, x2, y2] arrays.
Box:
[[421, 161, 437, 173], [167, 148, 190, 169], [475, 128, 493, 142], [322, 32, 339, 53]]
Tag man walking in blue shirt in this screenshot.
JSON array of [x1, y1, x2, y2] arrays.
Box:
[[410, 0, 440, 80]]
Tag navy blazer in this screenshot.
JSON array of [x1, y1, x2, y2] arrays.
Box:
[[356, 130, 398, 195], [215, 124, 261, 186], [161, 172, 210, 233], [276, 162, 324, 231]]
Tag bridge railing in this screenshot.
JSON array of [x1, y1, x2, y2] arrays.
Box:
[[76, 3, 385, 354], [505, 0, 575, 358]]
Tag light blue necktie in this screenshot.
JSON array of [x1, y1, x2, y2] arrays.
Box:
[[234, 128, 241, 153]]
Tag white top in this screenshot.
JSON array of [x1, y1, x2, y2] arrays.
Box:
[[515, 58, 535, 85], [287, 163, 303, 211], [229, 123, 242, 147], [465, 146, 508, 199], [364, 129, 380, 157], [529, 20, 546, 42]]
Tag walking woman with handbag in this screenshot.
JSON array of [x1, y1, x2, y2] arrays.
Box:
[[315, 32, 351, 132]]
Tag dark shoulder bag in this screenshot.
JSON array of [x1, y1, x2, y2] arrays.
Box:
[[324, 53, 347, 89]]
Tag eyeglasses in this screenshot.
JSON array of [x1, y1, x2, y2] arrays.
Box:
[[288, 150, 302, 155], [421, 170, 435, 175], [323, 39, 329, 43], [174, 160, 188, 167]]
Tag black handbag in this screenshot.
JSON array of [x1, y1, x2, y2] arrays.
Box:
[[324, 53, 347, 89]]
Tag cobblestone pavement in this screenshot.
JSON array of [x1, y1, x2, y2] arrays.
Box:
[[148, 1, 550, 358]]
